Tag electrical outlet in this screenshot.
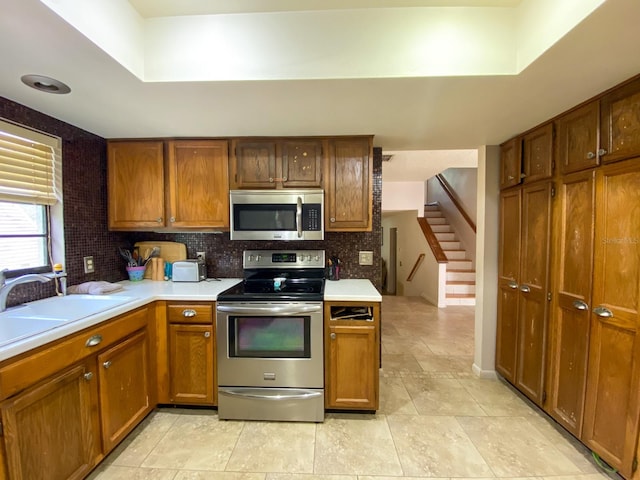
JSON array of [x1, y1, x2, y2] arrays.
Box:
[[83, 256, 95, 274], [196, 251, 206, 262], [358, 251, 374, 266]]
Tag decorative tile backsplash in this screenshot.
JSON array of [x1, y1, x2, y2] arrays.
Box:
[[1, 94, 382, 308]]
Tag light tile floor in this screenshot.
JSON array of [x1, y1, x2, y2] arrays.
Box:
[[89, 296, 618, 480]]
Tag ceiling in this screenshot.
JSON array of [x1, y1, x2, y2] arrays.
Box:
[[1, 0, 639, 161]]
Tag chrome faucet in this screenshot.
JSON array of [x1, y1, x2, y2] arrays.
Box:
[[0, 269, 52, 312]]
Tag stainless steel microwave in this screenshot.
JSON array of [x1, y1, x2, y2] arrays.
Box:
[[229, 190, 324, 241]]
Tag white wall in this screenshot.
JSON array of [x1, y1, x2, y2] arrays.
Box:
[[473, 145, 500, 378], [382, 181, 425, 216], [382, 210, 441, 305], [426, 168, 477, 267]]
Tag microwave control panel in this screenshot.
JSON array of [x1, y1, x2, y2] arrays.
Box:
[[302, 204, 321, 231]]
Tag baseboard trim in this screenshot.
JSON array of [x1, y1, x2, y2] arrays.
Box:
[[472, 363, 497, 379]]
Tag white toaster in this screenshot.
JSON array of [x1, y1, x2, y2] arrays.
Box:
[[172, 260, 206, 282]]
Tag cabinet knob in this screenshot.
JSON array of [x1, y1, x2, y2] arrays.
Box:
[[598, 148, 608, 156], [85, 334, 103, 347], [330, 217, 336, 223], [330, 333, 336, 340], [519, 284, 531, 293], [204, 331, 211, 338], [269, 177, 274, 183], [586, 151, 596, 159], [572, 300, 589, 311], [103, 360, 112, 369], [182, 309, 197, 317], [84, 372, 94, 381], [507, 175, 515, 181], [156, 217, 163, 223], [282, 177, 288, 182], [593, 306, 613, 318], [170, 216, 175, 223]]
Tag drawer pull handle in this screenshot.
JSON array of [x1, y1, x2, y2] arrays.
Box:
[[85, 334, 103, 347], [519, 284, 531, 293], [204, 331, 211, 338], [103, 360, 112, 369], [507, 280, 518, 290], [84, 372, 93, 381], [573, 300, 589, 311], [593, 306, 613, 318], [182, 309, 197, 318]]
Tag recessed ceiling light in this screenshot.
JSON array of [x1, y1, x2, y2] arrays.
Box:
[[21, 74, 71, 94]]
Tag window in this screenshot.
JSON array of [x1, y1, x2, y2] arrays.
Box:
[[0, 119, 63, 275]]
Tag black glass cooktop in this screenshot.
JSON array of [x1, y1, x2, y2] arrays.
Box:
[[218, 268, 325, 302]]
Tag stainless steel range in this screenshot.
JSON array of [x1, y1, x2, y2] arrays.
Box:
[[216, 250, 325, 422]]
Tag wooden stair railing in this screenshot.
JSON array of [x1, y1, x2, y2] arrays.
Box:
[[417, 217, 448, 264], [406, 254, 425, 281], [435, 174, 476, 233]]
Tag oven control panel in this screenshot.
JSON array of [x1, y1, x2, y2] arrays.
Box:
[[244, 250, 325, 269]]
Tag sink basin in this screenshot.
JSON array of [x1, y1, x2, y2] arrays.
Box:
[[0, 317, 67, 347], [3, 295, 136, 321]]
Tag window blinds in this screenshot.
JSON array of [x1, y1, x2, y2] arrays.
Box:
[[0, 121, 61, 205]]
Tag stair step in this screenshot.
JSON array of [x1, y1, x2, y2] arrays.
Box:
[[448, 260, 473, 270], [424, 210, 444, 218], [440, 241, 461, 250], [424, 205, 440, 212], [430, 225, 452, 233], [426, 217, 447, 225], [444, 250, 467, 260], [445, 294, 476, 306], [434, 232, 457, 241], [446, 282, 476, 294], [447, 270, 476, 282]]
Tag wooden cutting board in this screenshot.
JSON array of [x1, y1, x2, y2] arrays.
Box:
[[134, 241, 188, 279]]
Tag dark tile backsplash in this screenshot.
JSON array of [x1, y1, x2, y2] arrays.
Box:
[[1, 94, 382, 307]]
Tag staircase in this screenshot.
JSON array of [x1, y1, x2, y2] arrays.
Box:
[[424, 205, 476, 306]]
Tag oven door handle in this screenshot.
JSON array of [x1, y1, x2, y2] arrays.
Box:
[[216, 304, 322, 315], [219, 388, 322, 401], [296, 196, 303, 238]]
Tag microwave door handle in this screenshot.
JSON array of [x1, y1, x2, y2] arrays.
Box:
[[296, 196, 303, 238]]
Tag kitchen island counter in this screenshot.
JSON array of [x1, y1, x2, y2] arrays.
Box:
[[324, 279, 381, 302]]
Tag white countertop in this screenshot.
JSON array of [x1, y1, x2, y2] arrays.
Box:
[[0, 277, 380, 362], [324, 279, 382, 302]]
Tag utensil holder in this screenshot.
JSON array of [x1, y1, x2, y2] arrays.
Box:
[[126, 265, 146, 282]]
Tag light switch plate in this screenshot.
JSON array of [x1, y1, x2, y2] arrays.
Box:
[[359, 251, 374, 266], [83, 256, 94, 274]]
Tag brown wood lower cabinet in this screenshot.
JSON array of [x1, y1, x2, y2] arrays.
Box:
[[0, 361, 99, 480], [324, 302, 380, 410]]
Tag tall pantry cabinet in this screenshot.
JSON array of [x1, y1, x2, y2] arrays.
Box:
[[498, 74, 640, 479]]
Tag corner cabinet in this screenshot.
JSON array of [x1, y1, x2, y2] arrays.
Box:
[[325, 137, 373, 231], [324, 302, 380, 410], [108, 140, 229, 231]]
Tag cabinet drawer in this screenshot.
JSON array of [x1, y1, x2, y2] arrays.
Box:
[[0, 306, 149, 400], [167, 303, 213, 324]]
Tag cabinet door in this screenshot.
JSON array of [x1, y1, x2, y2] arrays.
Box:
[[326, 324, 378, 410], [548, 170, 595, 436], [600, 77, 640, 164], [522, 123, 554, 183], [169, 324, 215, 405], [500, 137, 522, 189], [516, 182, 552, 406], [326, 137, 372, 231], [0, 362, 99, 480], [496, 188, 521, 382], [582, 160, 640, 477], [231, 141, 277, 188], [281, 140, 323, 188], [98, 330, 151, 453], [167, 140, 229, 229], [556, 102, 600, 174], [108, 141, 165, 230]]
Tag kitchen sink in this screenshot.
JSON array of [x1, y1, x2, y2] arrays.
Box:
[[0, 317, 67, 347], [3, 295, 136, 321]]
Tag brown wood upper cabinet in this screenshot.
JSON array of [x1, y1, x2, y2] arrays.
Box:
[[230, 138, 323, 189], [600, 76, 640, 164], [555, 101, 600, 174], [522, 123, 554, 183], [499, 137, 522, 189], [108, 140, 229, 231], [325, 137, 373, 231]]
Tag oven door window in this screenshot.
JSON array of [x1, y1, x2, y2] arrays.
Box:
[[229, 316, 311, 358], [234, 204, 297, 231]]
